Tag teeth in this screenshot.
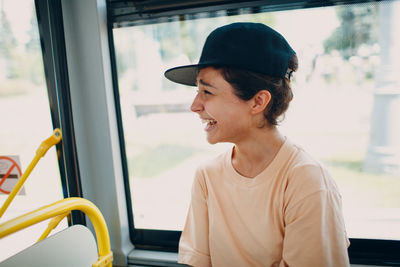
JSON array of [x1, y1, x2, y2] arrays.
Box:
[[201, 119, 217, 131], [202, 119, 217, 125]]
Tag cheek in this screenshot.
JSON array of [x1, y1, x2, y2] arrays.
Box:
[[202, 101, 212, 114], [229, 105, 252, 126], [222, 105, 249, 125], [203, 97, 250, 123]]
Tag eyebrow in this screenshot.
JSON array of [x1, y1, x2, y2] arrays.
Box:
[[198, 79, 217, 89]]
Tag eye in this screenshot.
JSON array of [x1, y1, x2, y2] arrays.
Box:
[[196, 88, 213, 96]]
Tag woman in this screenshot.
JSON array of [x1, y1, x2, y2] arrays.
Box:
[[165, 22, 350, 267]]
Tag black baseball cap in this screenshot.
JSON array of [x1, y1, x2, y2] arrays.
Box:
[[164, 22, 295, 86]]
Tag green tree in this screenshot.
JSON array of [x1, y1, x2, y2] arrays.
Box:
[[0, 0, 17, 75], [324, 4, 378, 59], [24, 5, 45, 85], [25, 6, 40, 52]]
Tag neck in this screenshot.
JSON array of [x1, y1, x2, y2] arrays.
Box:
[[231, 126, 285, 178]]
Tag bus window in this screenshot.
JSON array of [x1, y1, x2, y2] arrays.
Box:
[[0, 0, 66, 260], [111, 0, 400, 251]]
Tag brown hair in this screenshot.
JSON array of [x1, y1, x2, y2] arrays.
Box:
[[217, 54, 298, 126]]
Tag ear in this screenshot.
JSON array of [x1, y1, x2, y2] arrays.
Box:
[[250, 90, 271, 115]]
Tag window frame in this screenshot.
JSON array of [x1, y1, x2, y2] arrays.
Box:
[[107, 0, 400, 265], [35, 0, 86, 225]]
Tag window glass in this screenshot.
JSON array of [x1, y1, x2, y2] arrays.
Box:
[[113, 1, 400, 240], [0, 0, 66, 261]]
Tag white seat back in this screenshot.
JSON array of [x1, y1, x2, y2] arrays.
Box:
[[0, 225, 98, 267]]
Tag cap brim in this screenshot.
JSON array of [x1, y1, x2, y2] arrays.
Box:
[[164, 64, 201, 86]]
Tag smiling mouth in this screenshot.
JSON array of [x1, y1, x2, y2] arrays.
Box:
[[201, 119, 217, 131]]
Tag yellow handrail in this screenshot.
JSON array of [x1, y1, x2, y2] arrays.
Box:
[[0, 128, 62, 218], [36, 211, 70, 242], [0, 197, 113, 267]]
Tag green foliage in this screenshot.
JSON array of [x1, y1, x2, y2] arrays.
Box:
[[155, 20, 215, 63], [324, 4, 378, 59], [328, 159, 363, 172], [0, 1, 44, 96], [327, 158, 400, 208], [129, 144, 201, 178], [0, 6, 16, 60], [25, 7, 41, 52], [13, 52, 44, 85]]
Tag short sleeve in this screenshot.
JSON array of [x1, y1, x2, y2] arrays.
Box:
[[281, 165, 350, 267], [178, 168, 211, 267]]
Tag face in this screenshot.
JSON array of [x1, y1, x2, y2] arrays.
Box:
[[191, 67, 253, 144]]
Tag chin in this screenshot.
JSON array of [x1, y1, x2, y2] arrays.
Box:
[[206, 139, 218, 145], [206, 136, 219, 145]]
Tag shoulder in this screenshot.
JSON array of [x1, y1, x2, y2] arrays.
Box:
[[283, 141, 341, 205], [195, 148, 231, 178], [191, 148, 231, 194], [286, 141, 337, 189]]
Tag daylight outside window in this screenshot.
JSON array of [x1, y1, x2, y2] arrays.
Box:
[[113, 1, 400, 240], [0, 0, 66, 261]]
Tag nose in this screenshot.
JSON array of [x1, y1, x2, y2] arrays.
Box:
[[190, 92, 203, 113]]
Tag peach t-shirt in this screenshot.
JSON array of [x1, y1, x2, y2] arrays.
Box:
[[178, 139, 350, 267]]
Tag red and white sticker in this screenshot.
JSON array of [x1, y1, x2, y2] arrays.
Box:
[[0, 156, 25, 195]]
